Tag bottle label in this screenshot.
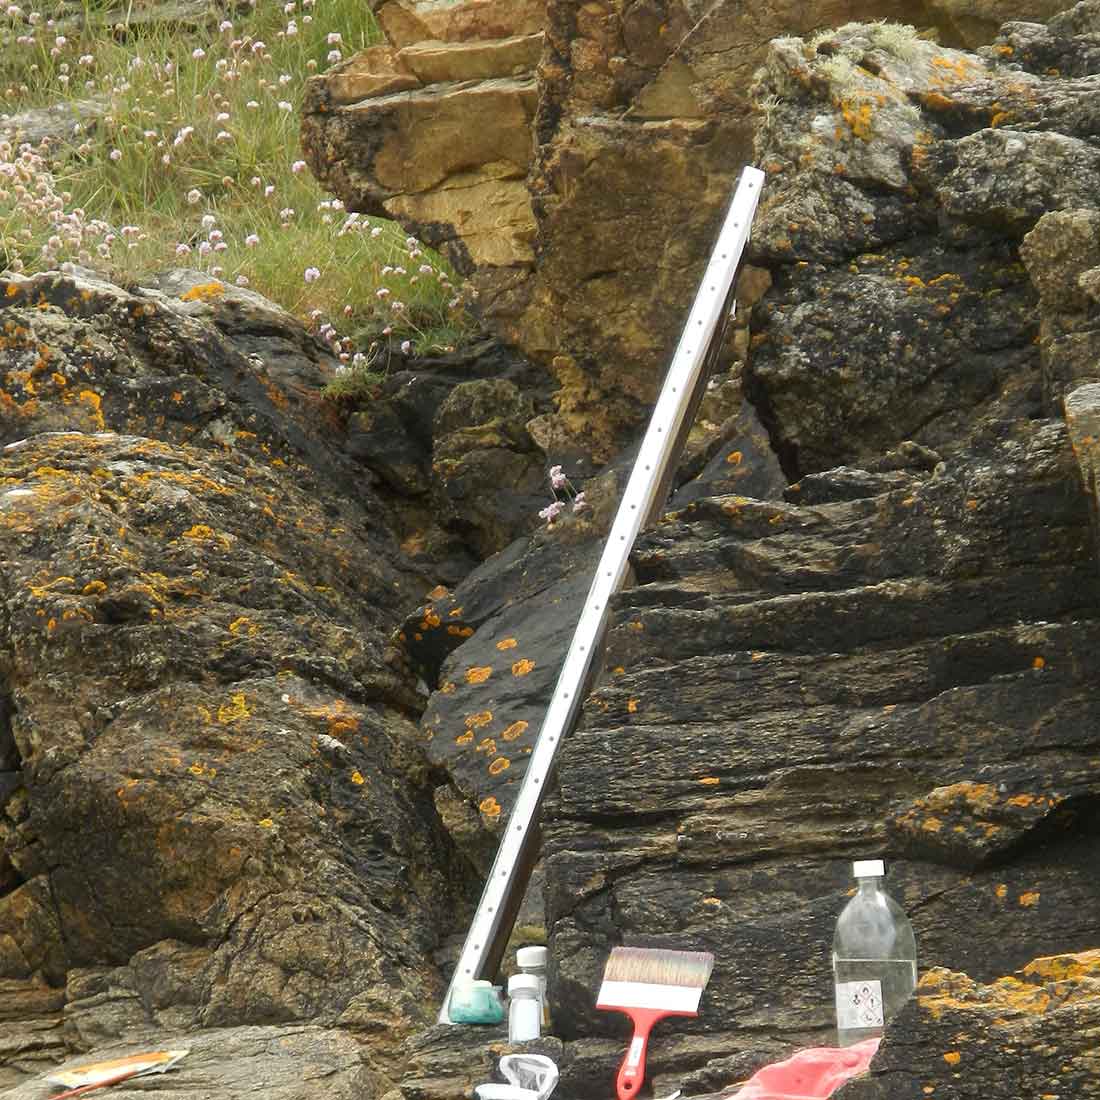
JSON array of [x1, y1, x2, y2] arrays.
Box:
[[835, 980, 884, 1029]]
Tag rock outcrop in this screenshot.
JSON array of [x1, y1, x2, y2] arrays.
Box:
[[302, 0, 1080, 464], [389, 5, 1100, 1099], [0, 270, 479, 1092]]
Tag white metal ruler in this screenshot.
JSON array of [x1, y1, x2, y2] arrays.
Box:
[[439, 165, 766, 1020]]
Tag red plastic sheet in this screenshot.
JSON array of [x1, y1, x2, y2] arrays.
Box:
[[730, 1039, 881, 1099]]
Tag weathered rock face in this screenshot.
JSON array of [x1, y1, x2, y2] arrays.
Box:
[[300, 0, 544, 306], [303, 0, 1080, 465], [522, 6, 1100, 1098], [0, 270, 479, 1089]]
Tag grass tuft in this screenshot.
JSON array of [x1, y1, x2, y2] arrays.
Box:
[[0, 0, 477, 375]]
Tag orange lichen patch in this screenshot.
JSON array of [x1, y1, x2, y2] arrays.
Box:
[[1018, 891, 1040, 907], [479, 796, 501, 817], [922, 817, 943, 833], [464, 710, 493, 730], [81, 579, 107, 595], [995, 884, 1007, 899], [427, 584, 449, 600], [698, 776, 720, 786], [180, 281, 225, 302], [217, 692, 251, 724], [72, 389, 105, 428], [990, 110, 1012, 127], [448, 606, 463, 617], [420, 609, 441, 629], [726, 450, 743, 465], [350, 770, 365, 785], [188, 761, 216, 778], [942, 1052, 961, 1066], [258, 817, 274, 828], [1007, 793, 1036, 808], [476, 737, 497, 756], [626, 698, 638, 713], [228, 616, 259, 636], [501, 720, 528, 741], [838, 99, 874, 141], [496, 637, 518, 650], [612, 666, 625, 675], [922, 91, 954, 111], [182, 524, 216, 541], [455, 731, 474, 746], [488, 756, 510, 775], [768, 513, 784, 526], [440, 681, 456, 694], [28, 575, 77, 598], [1032, 656, 1045, 670], [627, 620, 644, 632], [447, 625, 474, 637], [1020, 949, 1100, 982], [512, 658, 535, 677], [965, 498, 979, 510], [465, 665, 492, 684]]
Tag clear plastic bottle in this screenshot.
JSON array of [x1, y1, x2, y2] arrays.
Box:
[[832, 859, 917, 1047], [508, 973, 542, 1042]]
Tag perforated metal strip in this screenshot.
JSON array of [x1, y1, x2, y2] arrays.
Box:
[[440, 165, 765, 1021]]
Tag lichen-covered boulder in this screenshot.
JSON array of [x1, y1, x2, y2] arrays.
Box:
[[744, 9, 1100, 476], [837, 951, 1100, 1098], [0, 270, 475, 1088]]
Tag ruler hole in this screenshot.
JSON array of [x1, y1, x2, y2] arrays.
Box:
[[533, 777, 540, 785]]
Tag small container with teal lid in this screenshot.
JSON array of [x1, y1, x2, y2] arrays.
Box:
[[448, 979, 506, 1024]]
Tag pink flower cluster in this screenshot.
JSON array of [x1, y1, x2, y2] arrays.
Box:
[[538, 465, 589, 526]]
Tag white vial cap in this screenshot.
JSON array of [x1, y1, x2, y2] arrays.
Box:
[[470, 979, 494, 988], [508, 973, 540, 996], [853, 859, 885, 878], [516, 946, 548, 969]]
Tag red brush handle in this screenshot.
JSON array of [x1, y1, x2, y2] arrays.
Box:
[[616, 1008, 666, 1100]]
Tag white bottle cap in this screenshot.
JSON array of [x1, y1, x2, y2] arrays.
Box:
[[508, 973, 540, 996], [516, 946, 548, 969], [853, 859, 885, 878], [470, 979, 494, 988]]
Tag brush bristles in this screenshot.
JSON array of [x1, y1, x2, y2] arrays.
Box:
[[602, 947, 715, 988]]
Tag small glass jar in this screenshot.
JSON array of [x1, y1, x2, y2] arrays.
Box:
[[508, 973, 541, 1041]]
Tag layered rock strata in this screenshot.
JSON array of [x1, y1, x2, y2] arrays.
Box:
[[302, 0, 1080, 463]]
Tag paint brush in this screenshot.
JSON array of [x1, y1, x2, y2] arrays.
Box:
[[596, 947, 715, 1100]]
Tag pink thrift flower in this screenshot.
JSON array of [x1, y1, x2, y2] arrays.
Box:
[[572, 492, 589, 514], [186, 188, 201, 204], [549, 465, 567, 490], [303, 266, 320, 283], [291, 160, 306, 173], [244, 233, 259, 247], [539, 501, 565, 525]]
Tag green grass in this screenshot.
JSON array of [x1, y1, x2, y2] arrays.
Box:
[[0, 0, 476, 381]]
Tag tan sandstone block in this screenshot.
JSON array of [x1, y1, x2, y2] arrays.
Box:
[[377, 0, 545, 49], [397, 32, 544, 83]]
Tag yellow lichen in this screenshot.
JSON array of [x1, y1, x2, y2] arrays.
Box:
[[488, 756, 510, 775], [180, 281, 226, 302], [464, 710, 493, 729], [350, 770, 365, 785], [465, 666, 492, 684], [217, 692, 251, 724], [511, 658, 535, 677], [496, 637, 518, 650], [479, 796, 501, 817], [501, 720, 528, 741]]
